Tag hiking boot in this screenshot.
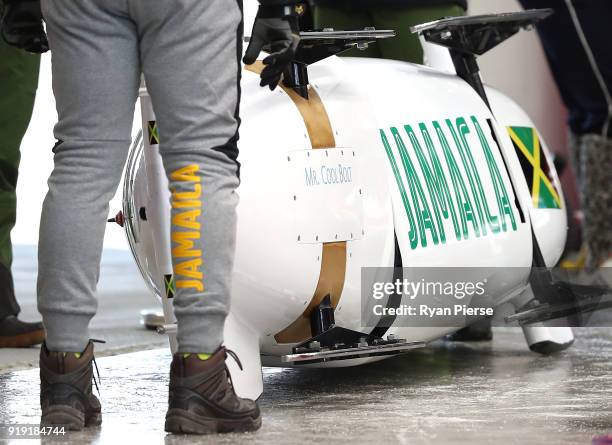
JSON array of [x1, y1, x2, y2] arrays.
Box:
[[40, 341, 102, 430], [165, 347, 262, 434], [0, 315, 45, 348]]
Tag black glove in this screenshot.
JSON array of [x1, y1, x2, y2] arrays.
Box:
[[1, 0, 49, 53], [243, 3, 301, 90]]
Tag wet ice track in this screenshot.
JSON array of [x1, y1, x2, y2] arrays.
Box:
[[1, 327, 612, 444]]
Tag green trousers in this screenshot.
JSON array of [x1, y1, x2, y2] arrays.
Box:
[[313, 4, 465, 64], [0, 38, 40, 319]]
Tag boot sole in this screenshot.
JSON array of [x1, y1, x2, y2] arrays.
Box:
[[41, 406, 85, 431], [0, 330, 45, 348], [41, 406, 102, 431], [165, 408, 262, 435]]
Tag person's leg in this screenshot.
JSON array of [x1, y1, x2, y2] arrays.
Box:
[[37, 0, 141, 353], [135, 0, 242, 355], [132, 0, 260, 433], [0, 38, 39, 320], [313, 5, 382, 58], [372, 4, 466, 63]]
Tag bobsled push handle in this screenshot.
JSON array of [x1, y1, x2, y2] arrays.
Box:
[[294, 29, 396, 65], [245, 27, 395, 98], [410, 9, 553, 56], [283, 29, 396, 99], [410, 9, 552, 109]]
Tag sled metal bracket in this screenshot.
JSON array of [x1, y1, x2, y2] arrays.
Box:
[[310, 295, 335, 338], [284, 325, 424, 364]]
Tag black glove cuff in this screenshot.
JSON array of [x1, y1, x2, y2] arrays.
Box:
[[258, 3, 305, 19]]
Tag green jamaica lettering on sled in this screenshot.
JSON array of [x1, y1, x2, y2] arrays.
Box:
[[381, 116, 517, 250]]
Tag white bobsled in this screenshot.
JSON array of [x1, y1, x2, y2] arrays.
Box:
[[118, 11, 578, 400]]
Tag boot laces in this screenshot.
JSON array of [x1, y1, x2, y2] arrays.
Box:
[[225, 348, 243, 371], [90, 339, 106, 395], [224, 348, 244, 397]]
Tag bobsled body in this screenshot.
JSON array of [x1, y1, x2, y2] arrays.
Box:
[[125, 54, 567, 368], [235, 56, 565, 363]]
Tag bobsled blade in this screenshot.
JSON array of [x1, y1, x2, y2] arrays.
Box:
[[282, 340, 425, 364]]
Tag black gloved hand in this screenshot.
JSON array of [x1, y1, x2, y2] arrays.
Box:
[[1, 0, 49, 53], [243, 3, 301, 90]]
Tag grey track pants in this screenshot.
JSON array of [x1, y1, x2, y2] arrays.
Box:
[[38, 0, 243, 353]]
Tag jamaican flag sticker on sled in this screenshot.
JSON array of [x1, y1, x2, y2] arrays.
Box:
[[164, 274, 176, 299], [507, 126, 562, 209]]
